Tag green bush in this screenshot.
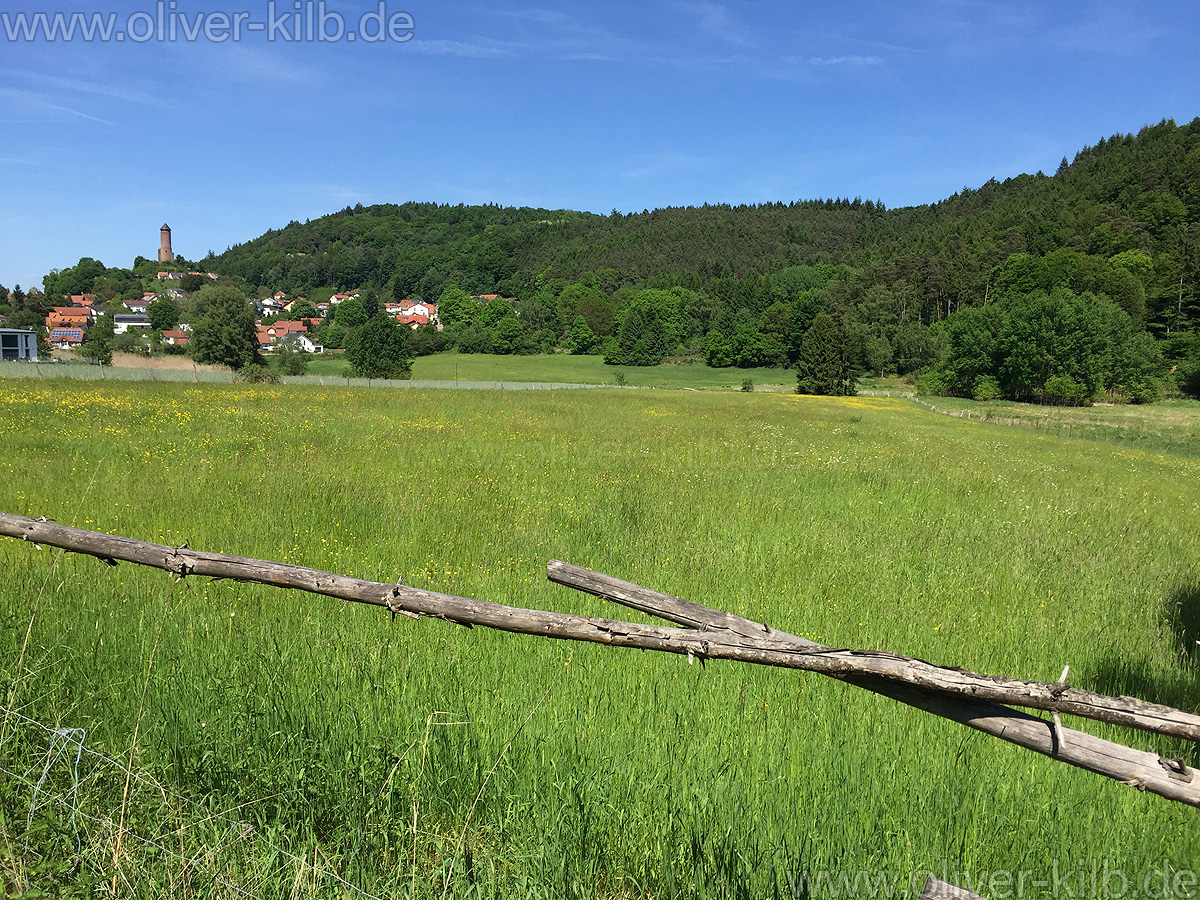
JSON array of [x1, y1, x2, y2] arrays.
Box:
[[972, 376, 1002, 401], [1042, 373, 1090, 406], [741, 378, 754, 392], [914, 369, 947, 396], [276, 343, 309, 375], [233, 364, 282, 384]]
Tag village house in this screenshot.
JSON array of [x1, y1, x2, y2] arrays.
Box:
[[404, 300, 437, 318], [112, 314, 152, 334], [0, 328, 38, 361], [46, 307, 93, 329], [256, 319, 319, 348], [161, 330, 189, 346], [385, 300, 439, 329], [49, 327, 85, 349], [398, 313, 428, 329], [278, 332, 323, 354]]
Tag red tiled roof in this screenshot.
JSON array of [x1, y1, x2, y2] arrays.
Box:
[[47, 308, 91, 327]]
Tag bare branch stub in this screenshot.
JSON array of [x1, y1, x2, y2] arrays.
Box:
[[922, 876, 988, 900]]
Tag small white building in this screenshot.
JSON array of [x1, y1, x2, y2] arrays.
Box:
[[113, 314, 152, 335], [0, 328, 38, 362], [279, 332, 324, 354], [402, 301, 434, 318]]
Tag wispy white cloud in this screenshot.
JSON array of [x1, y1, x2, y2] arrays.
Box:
[[690, 2, 756, 48], [191, 43, 321, 85], [897, 1, 1165, 64], [489, 8, 573, 28], [1046, 7, 1163, 57], [477, 6, 645, 62], [469, 3, 786, 70], [561, 52, 622, 62], [0, 68, 165, 107], [40, 100, 116, 125], [0, 87, 117, 125], [804, 55, 884, 67], [408, 38, 510, 57]]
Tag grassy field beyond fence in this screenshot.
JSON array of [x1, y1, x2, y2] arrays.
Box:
[[1, 352, 797, 392], [1, 380, 1198, 898]]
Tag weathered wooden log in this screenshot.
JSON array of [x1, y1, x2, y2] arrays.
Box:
[[1, 512, 1198, 808], [922, 876, 988, 900], [547, 560, 1200, 807], [546, 560, 1200, 742], [7, 514, 1191, 739]]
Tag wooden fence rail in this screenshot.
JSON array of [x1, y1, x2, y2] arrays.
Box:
[[1, 511, 1197, 809]]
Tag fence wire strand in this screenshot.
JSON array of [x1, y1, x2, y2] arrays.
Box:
[[0, 704, 389, 900]]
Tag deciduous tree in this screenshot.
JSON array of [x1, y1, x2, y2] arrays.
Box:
[[147, 298, 180, 332], [81, 313, 114, 366], [333, 295, 368, 329], [188, 285, 259, 370], [345, 314, 413, 379], [437, 286, 476, 328]]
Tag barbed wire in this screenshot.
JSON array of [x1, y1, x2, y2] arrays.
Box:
[[1, 703, 390, 900]]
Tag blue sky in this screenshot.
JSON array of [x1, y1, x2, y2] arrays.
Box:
[[2, 0, 1198, 291]]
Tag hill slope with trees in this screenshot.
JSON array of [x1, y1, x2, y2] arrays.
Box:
[[6, 117, 1198, 400]]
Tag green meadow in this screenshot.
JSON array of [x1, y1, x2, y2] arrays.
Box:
[[1, 381, 1198, 898], [310, 350, 798, 390]]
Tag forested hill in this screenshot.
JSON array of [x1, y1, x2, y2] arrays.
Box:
[[211, 117, 1199, 330]]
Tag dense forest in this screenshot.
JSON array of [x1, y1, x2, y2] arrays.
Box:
[[6, 118, 1200, 400]]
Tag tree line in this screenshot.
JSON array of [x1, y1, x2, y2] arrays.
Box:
[[5, 118, 1200, 401]]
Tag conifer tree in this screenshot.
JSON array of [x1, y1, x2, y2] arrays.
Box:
[[796, 312, 856, 395]]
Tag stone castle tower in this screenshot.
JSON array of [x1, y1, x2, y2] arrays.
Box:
[[158, 223, 174, 263]]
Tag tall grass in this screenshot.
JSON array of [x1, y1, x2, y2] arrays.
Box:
[[1, 381, 1198, 897], [915, 396, 1200, 459]]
